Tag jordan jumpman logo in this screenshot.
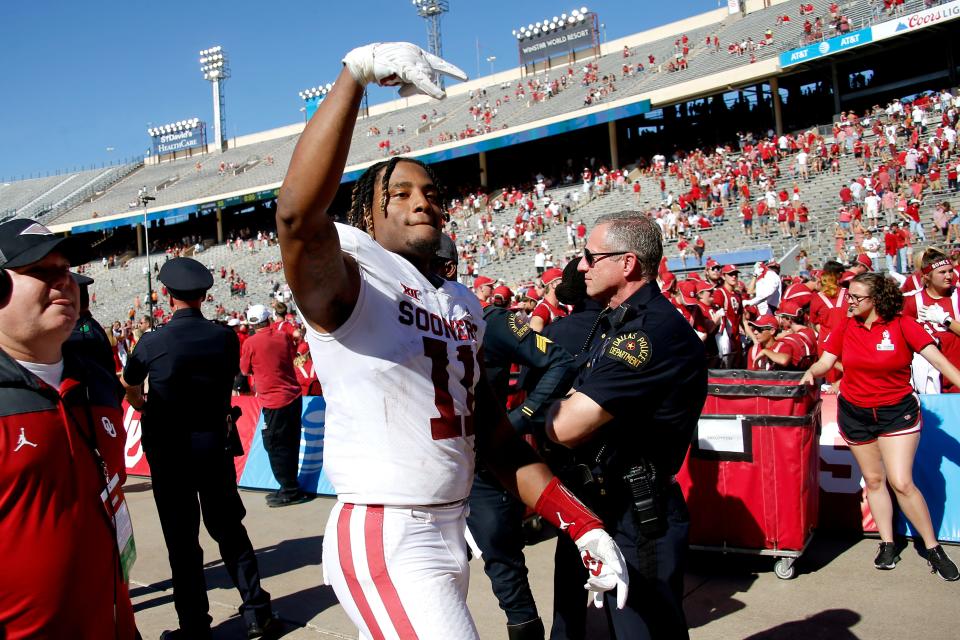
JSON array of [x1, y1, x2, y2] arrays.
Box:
[[14, 428, 37, 452]]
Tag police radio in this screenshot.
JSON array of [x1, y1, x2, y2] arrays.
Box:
[[622, 462, 666, 537]]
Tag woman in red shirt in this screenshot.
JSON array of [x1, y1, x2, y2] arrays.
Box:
[[801, 273, 960, 580]]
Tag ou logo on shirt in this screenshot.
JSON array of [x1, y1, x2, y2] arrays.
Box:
[[101, 416, 117, 438]]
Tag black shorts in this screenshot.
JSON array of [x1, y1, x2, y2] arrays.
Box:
[[837, 392, 921, 445]]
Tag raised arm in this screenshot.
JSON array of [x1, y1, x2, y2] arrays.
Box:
[[277, 43, 467, 333], [276, 66, 365, 333]]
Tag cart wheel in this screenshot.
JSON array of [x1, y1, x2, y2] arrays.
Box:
[[774, 557, 796, 580]]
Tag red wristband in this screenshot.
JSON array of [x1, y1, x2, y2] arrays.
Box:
[[534, 477, 603, 541]]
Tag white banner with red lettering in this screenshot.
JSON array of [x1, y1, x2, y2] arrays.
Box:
[[122, 395, 336, 495]]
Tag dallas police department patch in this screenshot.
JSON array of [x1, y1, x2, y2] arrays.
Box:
[[604, 331, 651, 369], [508, 313, 531, 340]]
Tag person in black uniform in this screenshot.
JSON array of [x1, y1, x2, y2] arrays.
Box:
[[433, 238, 577, 640], [65, 272, 118, 382], [544, 212, 707, 640], [121, 257, 276, 640]]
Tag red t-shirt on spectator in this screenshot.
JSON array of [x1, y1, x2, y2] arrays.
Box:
[[782, 282, 813, 309], [823, 314, 933, 406], [240, 325, 301, 409], [531, 299, 568, 328], [902, 289, 960, 392]]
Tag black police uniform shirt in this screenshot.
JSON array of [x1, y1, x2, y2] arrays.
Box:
[[123, 308, 239, 438], [481, 304, 576, 426], [66, 312, 117, 383], [575, 282, 707, 476], [541, 299, 605, 368]]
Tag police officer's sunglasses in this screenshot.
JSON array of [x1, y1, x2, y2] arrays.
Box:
[[582, 248, 629, 267]]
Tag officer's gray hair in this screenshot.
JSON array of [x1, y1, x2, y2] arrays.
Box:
[[595, 211, 662, 281]]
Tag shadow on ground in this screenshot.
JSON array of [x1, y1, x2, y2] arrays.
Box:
[[132, 534, 334, 631], [683, 534, 859, 629], [742, 608, 861, 639]]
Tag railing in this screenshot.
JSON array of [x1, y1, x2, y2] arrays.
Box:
[[0, 155, 146, 184], [41, 160, 145, 220]]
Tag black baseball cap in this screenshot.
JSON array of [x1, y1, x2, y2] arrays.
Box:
[[0, 218, 90, 269]]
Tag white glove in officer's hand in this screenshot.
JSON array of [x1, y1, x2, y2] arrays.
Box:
[[343, 42, 467, 100], [919, 302, 952, 327], [574, 528, 629, 609]]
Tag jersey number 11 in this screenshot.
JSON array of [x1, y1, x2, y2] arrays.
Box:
[[423, 336, 476, 440]]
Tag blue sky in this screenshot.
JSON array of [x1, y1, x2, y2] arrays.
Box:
[[0, 1, 715, 181]]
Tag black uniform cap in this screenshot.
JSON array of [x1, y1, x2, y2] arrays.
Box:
[[435, 233, 458, 262], [71, 272, 94, 287], [158, 257, 213, 300]]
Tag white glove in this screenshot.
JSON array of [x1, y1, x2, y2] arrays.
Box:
[[574, 528, 629, 609], [343, 42, 467, 100], [919, 303, 952, 327]]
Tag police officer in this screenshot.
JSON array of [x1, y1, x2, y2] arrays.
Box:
[[65, 271, 117, 380], [545, 212, 707, 640], [121, 257, 276, 639], [433, 239, 577, 640]]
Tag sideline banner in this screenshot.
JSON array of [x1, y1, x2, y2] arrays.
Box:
[[910, 394, 960, 542], [818, 393, 960, 542], [817, 394, 877, 534], [122, 395, 336, 496]]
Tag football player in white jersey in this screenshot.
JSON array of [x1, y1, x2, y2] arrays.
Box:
[[277, 42, 629, 640]]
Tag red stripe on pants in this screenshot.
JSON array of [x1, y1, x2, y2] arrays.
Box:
[[337, 504, 385, 640], [364, 506, 420, 639]]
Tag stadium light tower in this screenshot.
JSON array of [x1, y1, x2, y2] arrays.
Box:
[[138, 190, 157, 318], [298, 83, 333, 121], [199, 46, 230, 152], [411, 0, 450, 87]]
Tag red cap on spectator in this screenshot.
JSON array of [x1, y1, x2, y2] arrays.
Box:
[[297, 341, 310, 355], [661, 273, 677, 293], [523, 288, 541, 301], [721, 264, 740, 275], [492, 285, 513, 301], [541, 267, 563, 285], [840, 270, 856, 284], [706, 258, 720, 269], [474, 276, 494, 289], [678, 281, 699, 305], [776, 301, 802, 317], [678, 279, 712, 305], [852, 254, 872, 270], [749, 313, 778, 330], [694, 280, 714, 294]]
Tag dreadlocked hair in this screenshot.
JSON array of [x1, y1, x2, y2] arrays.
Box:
[[345, 156, 446, 238]]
